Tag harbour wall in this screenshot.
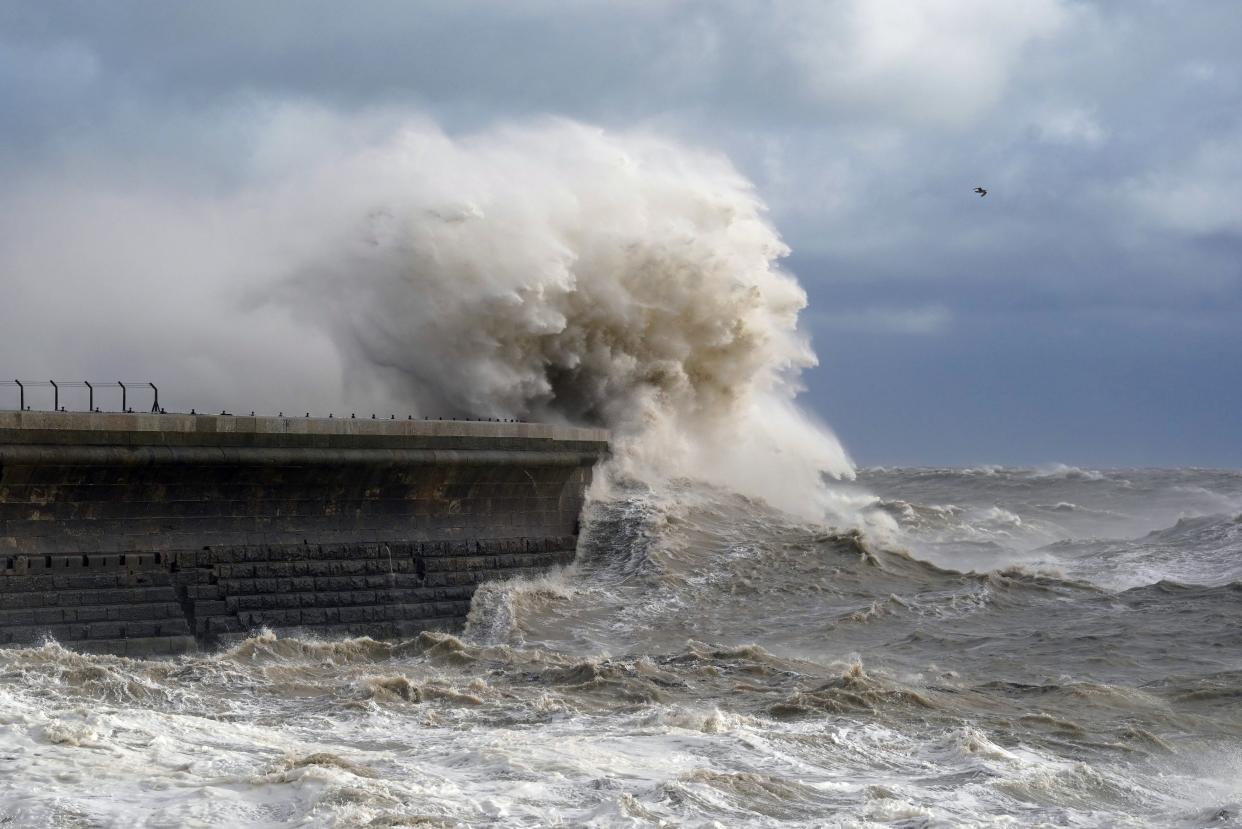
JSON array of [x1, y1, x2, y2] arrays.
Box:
[[0, 411, 609, 655]]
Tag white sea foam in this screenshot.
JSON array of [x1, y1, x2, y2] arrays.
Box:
[[1031, 464, 1106, 481]]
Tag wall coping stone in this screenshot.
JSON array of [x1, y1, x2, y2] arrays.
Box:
[[0, 410, 607, 441], [0, 411, 610, 454]]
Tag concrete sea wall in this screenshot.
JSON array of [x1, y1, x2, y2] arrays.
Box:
[[0, 411, 608, 655]]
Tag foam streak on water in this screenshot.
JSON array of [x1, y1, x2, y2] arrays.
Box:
[[1, 467, 1241, 827]]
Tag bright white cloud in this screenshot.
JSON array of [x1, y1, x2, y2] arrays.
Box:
[[783, 0, 1071, 126]]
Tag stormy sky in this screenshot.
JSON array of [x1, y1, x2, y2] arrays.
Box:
[[2, 1, 1239, 467]]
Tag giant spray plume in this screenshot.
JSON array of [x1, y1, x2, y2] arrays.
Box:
[[0, 112, 852, 518], [265, 119, 854, 518]]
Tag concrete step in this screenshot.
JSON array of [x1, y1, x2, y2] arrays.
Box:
[[215, 558, 418, 580], [0, 601, 184, 626], [0, 571, 173, 592], [0, 585, 180, 608], [205, 551, 570, 581], [0, 618, 192, 645], [188, 536, 577, 566], [232, 600, 472, 629], [213, 586, 474, 612]]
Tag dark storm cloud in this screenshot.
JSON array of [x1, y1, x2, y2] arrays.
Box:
[[1, 1, 1238, 465]]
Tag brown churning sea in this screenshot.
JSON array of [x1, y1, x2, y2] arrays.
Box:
[[1, 466, 1240, 827]]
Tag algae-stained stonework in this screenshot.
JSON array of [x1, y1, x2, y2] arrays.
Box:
[[0, 411, 608, 655]]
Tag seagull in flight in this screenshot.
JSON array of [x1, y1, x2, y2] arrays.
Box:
[[973, 187, 988, 197]]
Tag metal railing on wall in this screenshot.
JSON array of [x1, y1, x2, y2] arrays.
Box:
[[0, 380, 540, 423], [0, 381, 160, 413]]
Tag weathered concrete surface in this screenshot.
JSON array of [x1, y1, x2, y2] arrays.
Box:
[[0, 412, 608, 654]]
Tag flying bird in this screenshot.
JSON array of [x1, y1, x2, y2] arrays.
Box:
[[973, 187, 988, 197]]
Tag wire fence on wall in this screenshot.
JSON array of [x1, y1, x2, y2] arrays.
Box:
[[0, 381, 532, 423], [0, 381, 160, 413]]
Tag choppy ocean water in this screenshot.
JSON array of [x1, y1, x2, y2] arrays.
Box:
[[2, 467, 1240, 827]]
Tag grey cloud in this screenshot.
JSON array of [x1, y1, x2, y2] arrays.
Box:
[[0, 1, 1081, 132], [2, 0, 1240, 464]]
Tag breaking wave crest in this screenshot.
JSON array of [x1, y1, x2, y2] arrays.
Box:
[[268, 120, 852, 519]]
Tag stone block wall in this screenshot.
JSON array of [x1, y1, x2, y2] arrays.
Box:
[[0, 552, 195, 655], [0, 412, 607, 654], [175, 536, 576, 646]]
